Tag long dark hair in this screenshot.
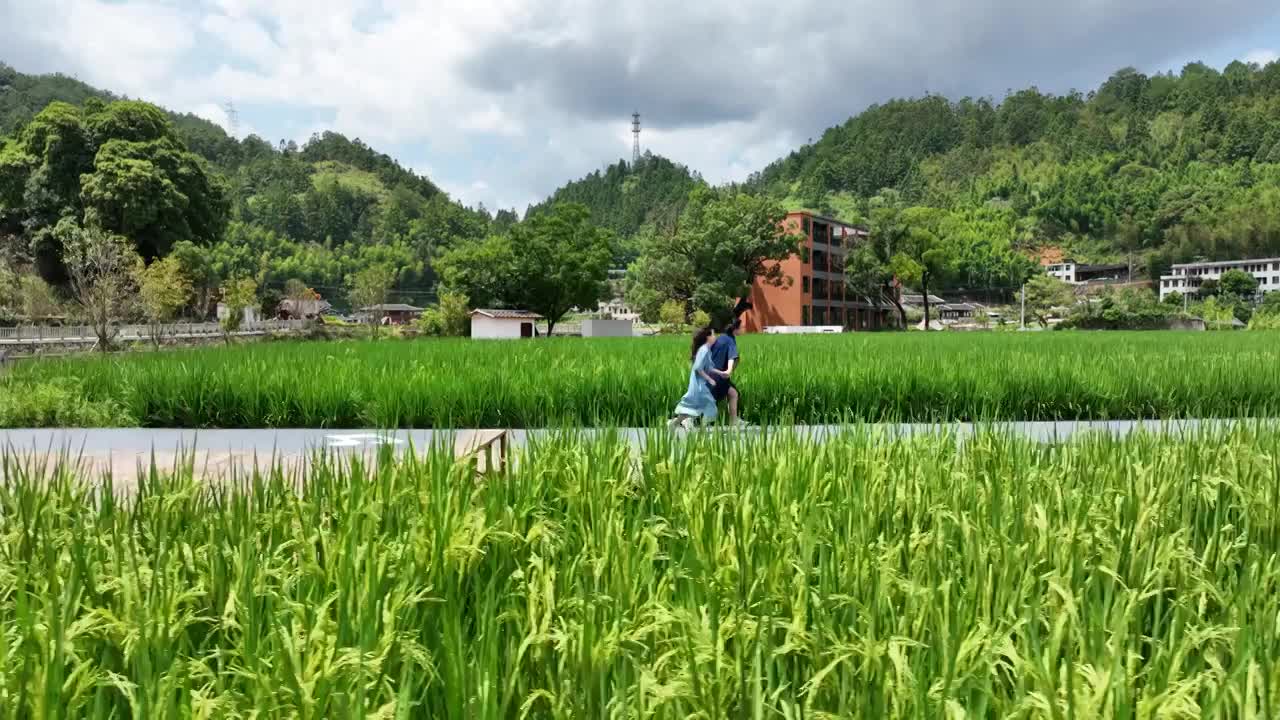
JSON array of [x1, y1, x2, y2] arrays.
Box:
[[691, 327, 713, 361]]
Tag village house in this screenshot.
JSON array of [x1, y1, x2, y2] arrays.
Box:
[[470, 309, 544, 339]]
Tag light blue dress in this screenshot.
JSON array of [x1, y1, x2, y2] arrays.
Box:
[[674, 345, 718, 421]]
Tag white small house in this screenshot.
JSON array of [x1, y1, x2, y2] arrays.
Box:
[[470, 309, 544, 339]]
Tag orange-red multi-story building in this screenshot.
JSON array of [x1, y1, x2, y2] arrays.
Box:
[[741, 211, 895, 333]]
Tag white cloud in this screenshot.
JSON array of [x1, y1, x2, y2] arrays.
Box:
[[3, 0, 1278, 211], [0, 0, 195, 95], [1245, 48, 1279, 66]]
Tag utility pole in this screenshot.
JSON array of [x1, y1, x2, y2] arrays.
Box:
[[1020, 284, 1026, 330]]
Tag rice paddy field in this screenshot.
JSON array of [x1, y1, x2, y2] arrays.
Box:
[[3, 331, 1280, 428], [1, 426, 1278, 717]]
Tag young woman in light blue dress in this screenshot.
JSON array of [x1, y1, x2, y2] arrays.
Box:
[[669, 327, 719, 429]]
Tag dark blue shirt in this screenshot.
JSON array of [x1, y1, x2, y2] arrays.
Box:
[[709, 334, 739, 372]]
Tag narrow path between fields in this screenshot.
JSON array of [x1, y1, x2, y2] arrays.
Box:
[[2, 419, 1271, 490]]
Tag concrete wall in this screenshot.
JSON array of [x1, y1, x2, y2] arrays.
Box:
[[581, 318, 634, 337], [471, 315, 534, 339]]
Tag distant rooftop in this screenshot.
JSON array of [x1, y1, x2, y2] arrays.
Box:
[[362, 303, 422, 312], [1172, 257, 1280, 269], [787, 210, 869, 233], [471, 309, 544, 320]]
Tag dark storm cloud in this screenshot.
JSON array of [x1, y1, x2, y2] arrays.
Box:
[[459, 0, 1279, 140], [459, 7, 776, 130], [461, 38, 767, 128]]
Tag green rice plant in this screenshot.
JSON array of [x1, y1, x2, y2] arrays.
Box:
[[0, 426, 1278, 717], [2, 331, 1280, 428]]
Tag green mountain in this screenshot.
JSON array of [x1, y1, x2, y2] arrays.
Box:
[[8, 56, 1280, 307], [0, 62, 489, 307], [528, 153, 703, 255], [749, 61, 1280, 276]]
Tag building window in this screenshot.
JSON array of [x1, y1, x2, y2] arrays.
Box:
[[802, 217, 810, 235], [812, 277, 828, 300], [802, 276, 810, 294], [802, 306, 810, 325]]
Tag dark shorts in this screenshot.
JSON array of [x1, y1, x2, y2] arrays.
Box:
[[711, 377, 736, 401]]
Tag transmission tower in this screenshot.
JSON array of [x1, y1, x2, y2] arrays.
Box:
[[632, 111, 641, 165], [223, 101, 239, 137]]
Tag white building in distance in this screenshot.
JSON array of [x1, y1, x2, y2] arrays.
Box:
[[1044, 260, 1129, 285], [1159, 258, 1280, 300], [470, 309, 543, 339]]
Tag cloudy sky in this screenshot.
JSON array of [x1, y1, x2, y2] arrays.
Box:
[[2, 0, 1278, 212]]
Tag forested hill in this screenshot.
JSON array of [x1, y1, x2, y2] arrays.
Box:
[[0, 62, 490, 305], [527, 154, 703, 241], [748, 60, 1280, 274]]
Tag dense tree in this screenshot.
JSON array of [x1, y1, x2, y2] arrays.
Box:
[[884, 207, 953, 330], [626, 188, 800, 324], [507, 203, 612, 333], [436, 235, 518, 310], [442, 203, 612, 334], [1024, 274, 1076, 328], [1218, 268, 1259, 297], [16, 274, 62, 322], [0, 64, 489, 305], [138, 256, 193, 345], [218, 277, 258, 338], [0, 99, 228, 281], [347, 264, 398, 328], [9, 57, 1280, 318], [528, 154, 702, 260], [750, 59, 1280, 279], [417, 291, 471, 337]]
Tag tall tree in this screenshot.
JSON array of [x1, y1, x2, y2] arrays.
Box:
[[626, 188, 800, 324], [169, 241, 217, 319], [438, 203, 613, 334], [218, 276, 258, 340], [138, 256, 193, 346], [506, 202, 612, 334], [886, 207, 954, 330], [436, 234, 518, 310], [59, 220, 142, 351], [1023, 274, 1076, 328], [1218, 268, 1259, 298], [0, 100, 228, 281], [347, 263, 398, 329]]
